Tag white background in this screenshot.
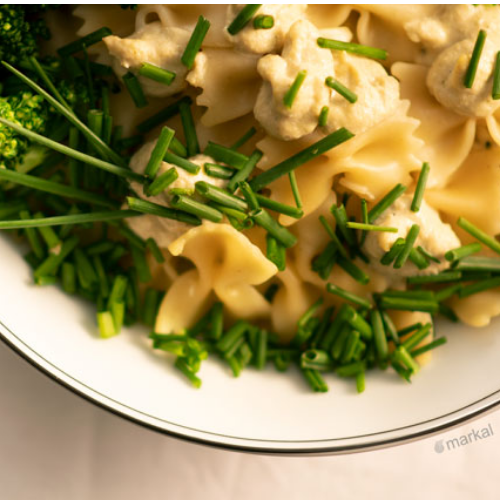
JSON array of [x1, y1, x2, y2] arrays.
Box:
[[1, 341, 499, 499]]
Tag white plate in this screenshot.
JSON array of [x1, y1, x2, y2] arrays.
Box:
[[1, 234, 500, 454]]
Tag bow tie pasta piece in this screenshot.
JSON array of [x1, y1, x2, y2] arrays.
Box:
[[224, 4, 307, 55], [305, 5, 352, 30], [392, 62, 476, 188], [187, 48, 261, 127], [104, 22, 191, 98], [155, 223, 277, 334], [426, 146, 500, 237], [254, 20, 333, 141]]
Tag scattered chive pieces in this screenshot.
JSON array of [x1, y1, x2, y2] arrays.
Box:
[[227, 5, 262, 35], [288, 171, 302, 209], [227, 149, 262, 193], [266, 234, 286, 271], [411, 337, 447, 358], [417, 246, 440, 264], [346, 222, 398, 232], [204, 163, 234, 180], [62, 262, 76, 295], [337, 256, 370, 285], [238, 181, 260, 211], [19, 211, 45, 259], [319, 215, 349, 259], [283, 70, 307, 109], [97, 311, 116, 339], [457, 217, 500, 255], [145, 167, 179, 197], [464, 29, 487, 89], [411, 162, 430, 212], [452, 256, 500, 272], [325, 76, 358, 103], [139, 62, 176, 86], [435, 284, 462, 302], [34, 236, 79, 279], [175, 358, 202, 388], [181, 15, 211, 69], [143, 289, 161, 327], [302, 369, 328, 392], [164, 152, 200, 174], [170, 195, 223, 223], [204, 141, 249, 169], [371, 309, 388, 362], [459, 276, 500, 298], [144, 127, 175, 179], [394, 224, 420, 269], [331, 204, 355, 246], [356, 371, 366, 393], [231, 127, 257, 150], [381, 238, 405, 265], [123, 72, 148, 108], [368, 184, 407, 223], [409, 247, 429, 270], [445, 242, 482, 262], [146, 238, 165, 264], [317, 38, 387, 60], [179, 93, 200, 157], [253, 14, 274, 29], [251, 209, 297, 248], [130, 244, 152, 283], [58, 27, 112, 57], [137, 96, 190, 134], [255, 194, 303, 219], [401, 323, 432, 352], [127, 196, 201, 225], [377, 295, 438, 314], [195, 181, 248, 211], [493, 51, 500, 99], [250, 128, 353, 191], [326, 283, 372, 309], [407, 271, 462, 285], [318, 106, 329, 127], [301, 349, 333, 371]]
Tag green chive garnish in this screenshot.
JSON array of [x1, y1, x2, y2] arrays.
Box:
[[368, 183, 407, 223], [318, 106, 329, 127], [62, 262, 76, 294], [145, 167, 179, 196], [74, 248, 97, 290], [175, 358, 202, 388], [227, 149, 262, 192], [401, 323, 432, 352], [266, 234, 286, 271], [346, 222, 398, 232], [288, 171, 302, 209], [169, 187, 194, 197], [0, 118, 143, 183], [204, 141, 249, 170], [411, 162, 430, 212], [459, 276, 500, 298], [344, 305, 372, 340], [97, 311, 116, 338], [356, 371, 366, 393], [326, 283, 372, 309], [394, 224, 420, 269], [253, 14, 274, 29], [377, 295, 438, 313], [20, 211, 44, 259], [393, 345, 420, 375], [331, 204, 355, 246], [127, 196, 202, 225], [337, 256, 370, 285], [195, 181, 248, 211], [435, 284, 462, 302], [493, 51, 500, 99], [181, 15, 210, 69], [35, 236, 79, 279], [464, 29, 487, 89], [458, 217, 500, 255], [123, 72, 148, 108], [255, 194, 303, 219], [146, 238, 165, 264], [179, 98, 199, 157], [231, 127, 257, 150], [301, 349, 333, 371], [237, 181, 260, 211], [227, 5, 262, 35], [250, 128, 353, 191], [144, 127, 175, 179], [170, 195, 223, 223], [452, 255, 500, 272], [283, 70, 308, 109], [139, 62, 176, 86], [34, 213, 60, 250], [380, 238, 405, 265], [445, 242, 482, 262], [204, 163, 234, 179], [407, 271, 462, 285], [58, 27, 112, 56], [409, 247, 429, 270], [411, 337, 447, 358], [317, 38, 387, 60], [417, 246, 440, 264], [319, 215, 349, 259], [164, 152, 200, 174], [302, 369, 328, 392], [137, 96, 190, 134], [251, 209, 297, 248], [325, 77, 358, 103], [335, 361, 366, 378]]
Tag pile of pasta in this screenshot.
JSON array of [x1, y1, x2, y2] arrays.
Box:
[[68, 4, 500, 343]]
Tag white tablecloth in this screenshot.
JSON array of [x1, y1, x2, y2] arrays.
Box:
[[0, 339, 497, 500]]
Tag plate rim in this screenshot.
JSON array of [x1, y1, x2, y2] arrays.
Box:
[[1, 317, 499, 456]]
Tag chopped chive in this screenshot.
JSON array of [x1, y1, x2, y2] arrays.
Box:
[[238, 181, 260, 211], [401, 323, 432, 352], [380, 238, 405, 265], [231, 127, 257, 150], [62, 262, 76, 294], [74, 248, 97, 290], [144, 127, 175, 179], [266, 234, 286, 271], [381, 311, 400, 345], [224, 335, 246, 360], [445, 242, 482, 262], [253, 14, 274, 29], [288, 171, 302, 209], [170, 195, 223, 223], [204, 142, 249, 170], [216, 320, 248, 353], [302, 369, 328, 392], [137, 96, 190, 134], [346, 222, 398, 232], [92, 255, 109, 298], [283, 70, 307, 109], [146, 238, 165, 263], [227, 356, 242, 377], [417, 246, 440, 264], [435, 283, 462, 302], [464, 29, 487, 88], [439, 303, 458, 322], [139, 62, 176, 86], [163, 152, 200, 174], [325, 76, 358, 103], [371, 309, 388, 362], [251, 209, 297, 248], [411, 337, 447, 358], [227, 149, 262, 192], [195, 181, 247, 211], [344, 306, 372, 340], [377, 295, 438, 313], [255, 194, 303, 219], [394, 224, 420, 269], [301, 349, 333, 371], [34, 236, 79, 279], [298, 298, 323, 330], [331, 204, 355, 246], [97, 311, 116, 339], [181, 15, 210, 69], [382, 290, 435, 300], [408, 247, 429, 270], [2, 62, 124, 167], [33, 214, 57, 252], [170, 136, 188, 158], [19, 211, 44, 259], [411, 162, 430, 212], [0, 118, 144, 183], [368, 184, 407, 223], [360, 199, 368, 245], [317, 38, 387, 60], [393, 346, 420, 374], [312, 241, 337, 280], [130, 244, 152, 283], [123, 72, 148, 108], [397, 323, 422, 338], [204, 163, 234, 179], [118, 225, 146, 250], [337, 256, 370, 285], [179, 98, 199, 157], [127, 196, 201, 225], [116, 134, 144, 152], [356, 371, 366, 393], [108, 275, 128, 310], [310, 306, 334, 348], [169, 187, 194, 197], [227, 4, 262, 35], [458, 217, 500, 255], [340, 331, 360, 364], [145, 167, 179, 196], [458, 276, 500, 298], [319, 304, 349, 351], [58, 27, 112, 57], [87, 109, 104, 145], [319, 215, 349, 259], [407, 271, 462, 285], [250, 128, 354, 191], [326, 283, 372, 309], [331, 323, 351, 360], [237, 342, 253, 369], [102, 114, 113, 145], [452, 255, 500, 272], [318, 106, 329, 127], [175, 358, 202, 388], [68, 127, 80, 187], [493, 52, 500, 99], [208, 302, 224, 340], [335, 361, 366, 377], [143, 288, 161, 327]]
